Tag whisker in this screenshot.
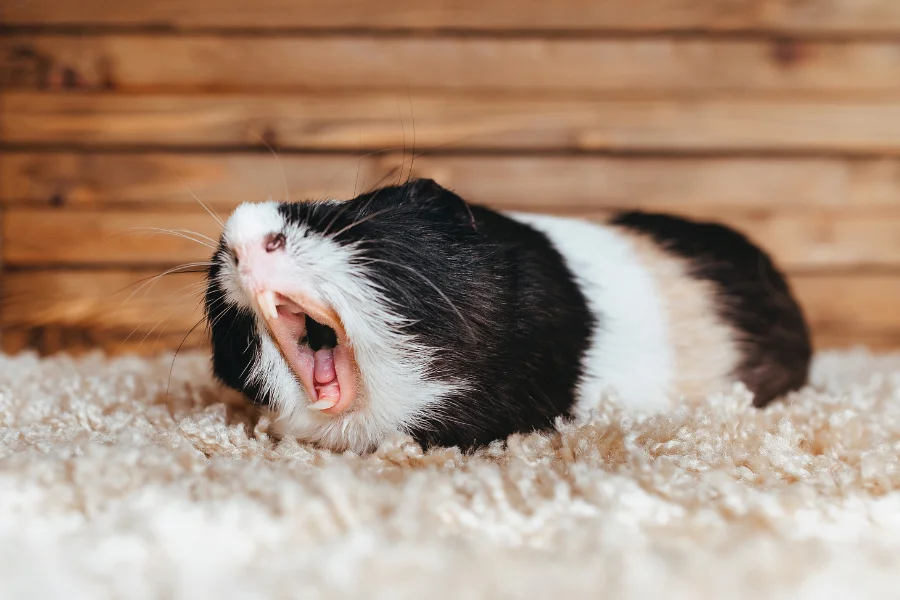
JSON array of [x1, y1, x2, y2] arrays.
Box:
[[165, 317, 207, 405], [115, 284, 207, 354], [202, 295, 230, 322], [137, 310, 181, 351], [329, 207, 397, 239], [202, 312, 227, 339], [207, 304, 235, 331], [202, 295, 235, 331], [115, 266, 211, 296], [120, 262, 214, 302], [396, 100, 407, 187], [139, 293, 204, 350], [348, 143, 426, 196], [112, 227, 217, 249], [165, 228, 217, 245], [175, 174, 225, 228], [356, 257, 477, 343], [321, 175, 394, 238], [113, 226, 217, 244], [238, 335, 257, 381], [406, 90, 417, 185], [354, 129, 363, 197], [321, 199, 356, 238], [152, 312, 187, 347], [366, 165, 403, 194], [255, 131, 291, 204]]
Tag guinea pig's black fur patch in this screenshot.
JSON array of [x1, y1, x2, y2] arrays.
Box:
[[610, 211, 812, 407], [273, 178, 595, 449]]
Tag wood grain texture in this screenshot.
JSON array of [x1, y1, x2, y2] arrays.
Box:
[[4, 0, 900, 33], [0, 269, 209, 355], [13, 92, 900, 153], [3, 2, 899, 356], [0, 326, 208, 356], [2, 209, 222, 266], [2, 270, 896, 353], [9, 152, 900, 210], [5, 207, 900, 271], [1, 269, 207, 331], [0, 153, 380, 208], [9, 35, 900, 94], [811, 331, 900, 351], [792, 274, 900, 334]]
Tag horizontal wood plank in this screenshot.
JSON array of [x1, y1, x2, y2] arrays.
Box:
[[811, 331, 900, 351], [4, 0, 900, 34], [13, 92, 900, 153], [9, 152, 900, 210], [10, 35, 900, 94], [0, 153, 381, 208], [5, 207, 900, 271], [0, 325, 207, 356], [2, 209, 222, 266], [3, 270, 898, 352], [792, 274, 900, 335], [1, 269, 207, 331]]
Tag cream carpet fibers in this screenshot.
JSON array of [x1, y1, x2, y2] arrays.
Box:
[[2, 350, 900, 599]]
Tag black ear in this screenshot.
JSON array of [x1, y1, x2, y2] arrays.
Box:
[[404, 178, 476, 229]]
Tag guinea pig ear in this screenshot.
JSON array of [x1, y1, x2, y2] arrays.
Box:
[[404, 178, 477, 229]]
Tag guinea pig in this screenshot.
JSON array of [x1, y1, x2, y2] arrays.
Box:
[[204, 178, 811, 454]]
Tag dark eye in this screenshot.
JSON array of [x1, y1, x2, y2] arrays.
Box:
[[265, 232, 286, 252]]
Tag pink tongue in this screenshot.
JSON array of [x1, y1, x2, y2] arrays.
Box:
[[314, 349, 340, 404], [314, 349, 337, 384]]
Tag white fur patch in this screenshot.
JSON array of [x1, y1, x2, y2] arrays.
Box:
[[215, 202, 462, 453], [223, 201, 284, 249], [509, 212, 674, 414]]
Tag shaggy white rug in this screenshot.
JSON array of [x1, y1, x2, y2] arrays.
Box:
[[2, 349, 900, 599]]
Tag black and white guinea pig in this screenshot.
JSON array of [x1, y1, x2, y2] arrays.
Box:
[[205, 178, 811, 454]]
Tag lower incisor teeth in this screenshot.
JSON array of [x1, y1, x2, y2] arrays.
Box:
[[308, 399, 338, 411]]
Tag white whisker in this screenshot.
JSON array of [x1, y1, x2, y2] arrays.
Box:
[[114, 227, 217, 249], [175, 174, 225, 228], [357, 257, 477, 343], [116, 286, 206, 355], [329, 207, 396, 239], [257, 132, 291, 204], [123, 262, 214, 303]]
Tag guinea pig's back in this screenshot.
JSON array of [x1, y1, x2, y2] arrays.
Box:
[[610, 211, 811, 407], [511, 210, 811, 413]]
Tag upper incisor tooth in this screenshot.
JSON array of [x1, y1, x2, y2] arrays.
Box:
[[257, 290, 278, 320]]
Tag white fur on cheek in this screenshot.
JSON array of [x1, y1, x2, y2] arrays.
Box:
[[510, 212, 674, 415], [216, 201, 463, 454]]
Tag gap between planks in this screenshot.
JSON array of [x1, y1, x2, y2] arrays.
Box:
[[8, 0, 900, 36]]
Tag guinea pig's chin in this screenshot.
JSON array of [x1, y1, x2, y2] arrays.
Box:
[[254, 290, 358, 416]]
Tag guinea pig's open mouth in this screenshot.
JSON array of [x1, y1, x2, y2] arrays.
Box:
[[254, 290, 358, 415]]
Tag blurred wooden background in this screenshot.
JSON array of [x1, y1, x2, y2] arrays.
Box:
[[2, 0, 900, 355]]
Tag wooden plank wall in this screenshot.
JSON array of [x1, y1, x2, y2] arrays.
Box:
[[2, 0, 900, 355]]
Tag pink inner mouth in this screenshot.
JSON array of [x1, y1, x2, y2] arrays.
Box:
[[258, 293, 357, 415]]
